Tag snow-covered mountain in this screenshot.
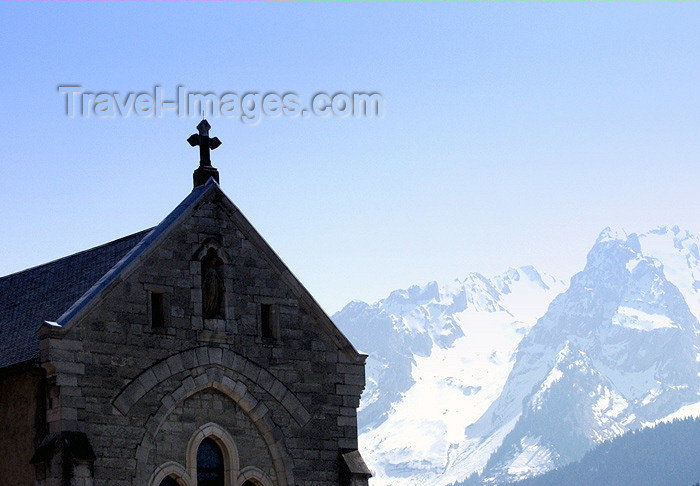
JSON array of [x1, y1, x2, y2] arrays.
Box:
[[335, 266, 567, 484], [333, 226, 700, 485]]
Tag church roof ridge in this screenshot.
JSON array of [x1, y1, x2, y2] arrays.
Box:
[[54, 179, 216, 329]]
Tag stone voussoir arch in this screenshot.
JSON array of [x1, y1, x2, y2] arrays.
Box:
[[142, 370, 281, 448], [135, 373, 294, 486], [120, 347, 304, 486], [113, 346, 311, 427]]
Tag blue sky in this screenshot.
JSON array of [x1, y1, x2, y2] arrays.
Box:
[[1, 3, 699, 313]]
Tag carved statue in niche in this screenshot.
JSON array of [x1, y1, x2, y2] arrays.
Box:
[[201, 248, 224, 319]]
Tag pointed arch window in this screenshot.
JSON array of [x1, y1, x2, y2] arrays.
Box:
[[197, 437, 225, 486], [151, 422, 275, 486]]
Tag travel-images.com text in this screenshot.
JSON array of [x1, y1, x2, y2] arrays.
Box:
[[58, 85, 384, 124]]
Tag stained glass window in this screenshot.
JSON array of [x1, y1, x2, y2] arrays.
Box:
[[197, 437, 225, 486]]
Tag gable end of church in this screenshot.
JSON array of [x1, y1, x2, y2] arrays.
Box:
[[0, 125, 371, 486]]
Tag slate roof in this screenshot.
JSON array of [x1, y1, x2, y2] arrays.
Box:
[[0, 228, 152, 369]]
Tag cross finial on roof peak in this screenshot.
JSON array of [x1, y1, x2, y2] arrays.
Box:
[[188, 119, 222, 188]]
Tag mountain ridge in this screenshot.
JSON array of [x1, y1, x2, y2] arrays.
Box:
[[335, 266, 567, 484], [334, 226, 700, 485]]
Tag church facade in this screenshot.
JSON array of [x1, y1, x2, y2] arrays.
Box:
[[0, 122, 371, 486]]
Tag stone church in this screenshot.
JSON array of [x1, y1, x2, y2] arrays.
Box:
[[0, 121, 371, 486]]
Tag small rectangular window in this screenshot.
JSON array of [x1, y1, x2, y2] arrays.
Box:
[[261, 303, 273, 338], [151, 292, 165, 328]]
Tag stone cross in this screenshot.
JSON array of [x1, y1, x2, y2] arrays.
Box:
[[188, 120, 222, 187], [188, 119, 221, 168]]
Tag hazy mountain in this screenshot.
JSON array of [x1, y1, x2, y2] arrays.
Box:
[[335, 266, 567, 484], [334, 226, 700, 485]]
